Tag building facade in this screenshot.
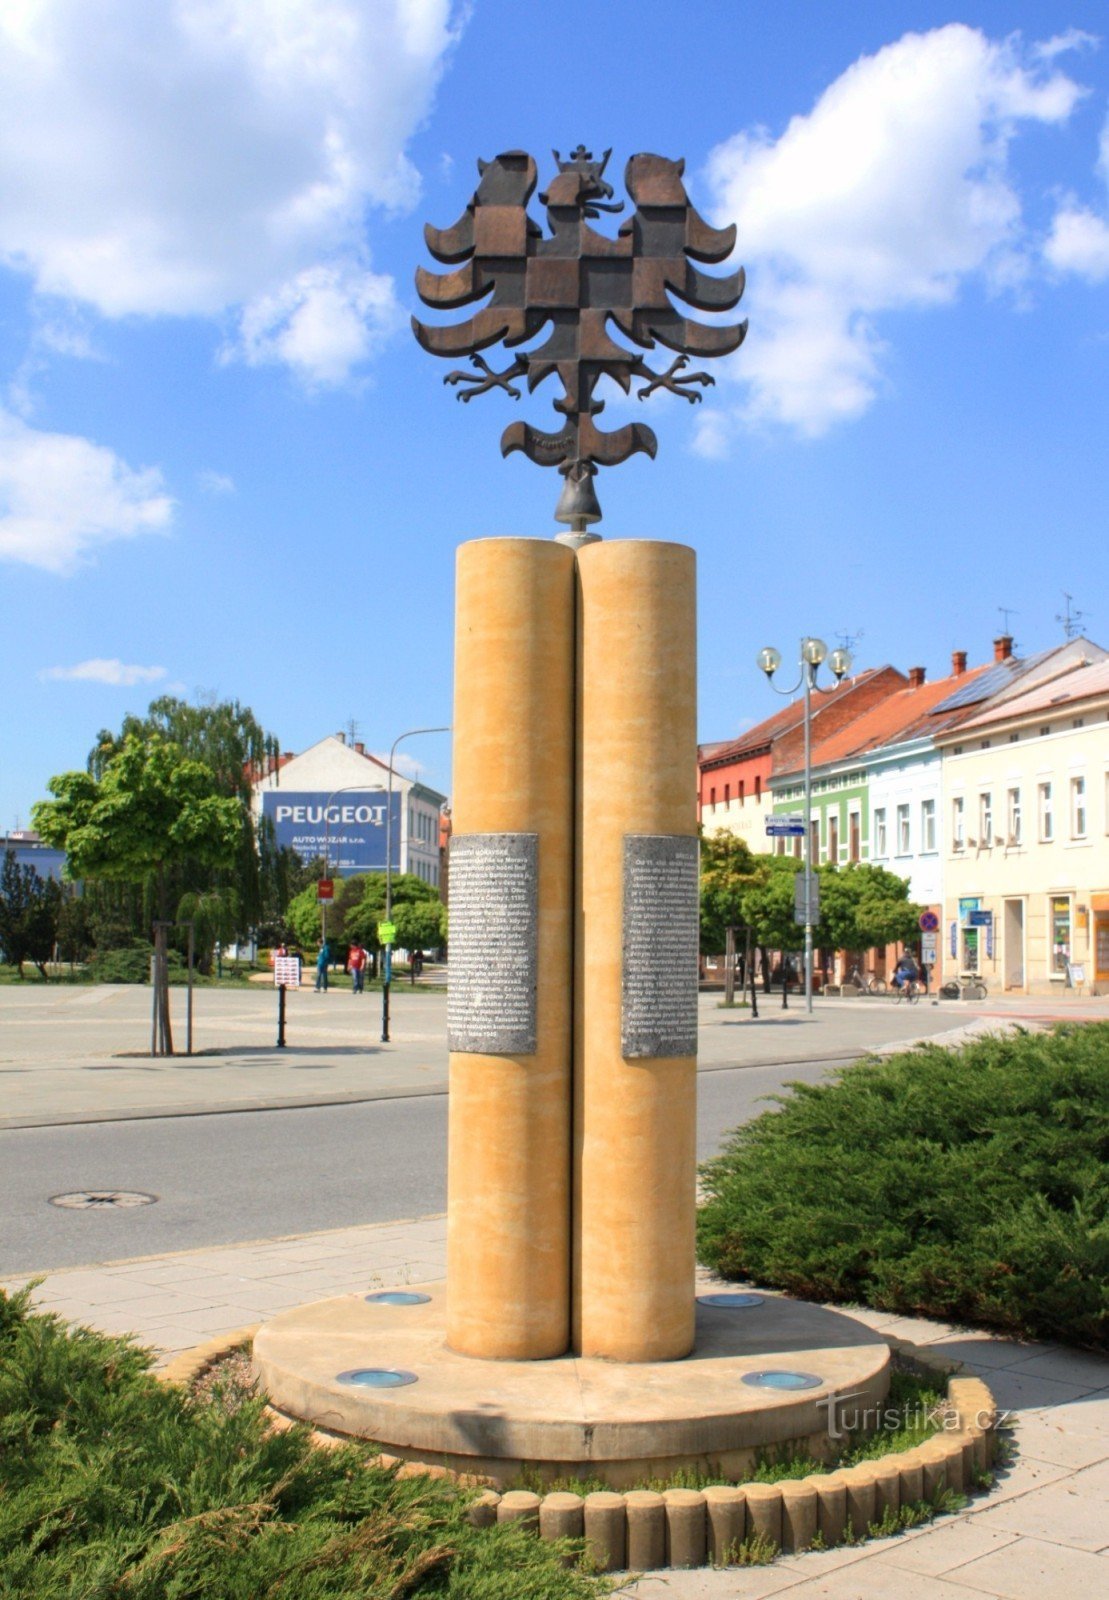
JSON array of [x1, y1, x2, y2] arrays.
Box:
[[251, 734, 447, 888], [937, 658, 1109, 994]]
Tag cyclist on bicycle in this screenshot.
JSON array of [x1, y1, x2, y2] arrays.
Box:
[[892, 952, 919, 993]]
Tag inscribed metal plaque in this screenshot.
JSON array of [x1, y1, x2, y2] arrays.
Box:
[[447, 833, 538, 1054], [622, 834, 699, 1059]]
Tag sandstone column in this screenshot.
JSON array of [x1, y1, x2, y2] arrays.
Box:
[[447, 537, 575, 1358], [574, 540, 699, 1361]]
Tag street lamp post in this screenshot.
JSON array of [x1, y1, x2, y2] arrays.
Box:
[[319, 782, 387, 946], [757, 637, 853, 1014], [381, 725, 451, 1044]]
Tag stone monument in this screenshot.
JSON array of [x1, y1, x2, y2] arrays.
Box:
[[253, 148, 890, 1486]]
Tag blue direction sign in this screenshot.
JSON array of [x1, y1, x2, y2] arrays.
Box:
[[766, 813, 806, 838]]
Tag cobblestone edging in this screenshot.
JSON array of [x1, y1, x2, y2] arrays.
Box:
[[160, 1331, 1000, 1573]]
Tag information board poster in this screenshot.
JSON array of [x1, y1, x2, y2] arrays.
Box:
[[262, 791, 401, 873]]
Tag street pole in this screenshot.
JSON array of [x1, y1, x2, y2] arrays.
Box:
[[381, 725, 450, 1044], [757, 636, 853, 1022], [803, 646, 814, 1015]]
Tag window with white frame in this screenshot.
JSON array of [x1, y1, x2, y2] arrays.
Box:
[[1071, 775, 1087, 838], [874, 807, 887, 856], [896, 803, 910, 853], [1039, 781, 1053, 842], [952, 796, 965, 850], [921, 797, 936, 852], [979, 792, 993, 846], [1007, 787, 1022, 846], [828, 812, 839, 862]]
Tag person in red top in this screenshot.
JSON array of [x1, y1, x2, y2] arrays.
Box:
[[348, 940, 367, 994]]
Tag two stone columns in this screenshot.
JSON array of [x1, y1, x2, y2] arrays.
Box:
[[446, 537, 698, 1364]]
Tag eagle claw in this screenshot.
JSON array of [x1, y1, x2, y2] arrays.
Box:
[[637, 353, 715, 403]]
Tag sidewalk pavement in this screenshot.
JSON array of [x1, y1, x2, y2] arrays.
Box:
[[3, 1214, 1106, 1600], [5, 984, 1105, 1129]]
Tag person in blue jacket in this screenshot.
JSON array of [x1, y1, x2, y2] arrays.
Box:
[[315, 940, 331, 992]]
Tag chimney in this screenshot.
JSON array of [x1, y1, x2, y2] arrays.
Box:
[[336, 731, 346, 743], [951, 650, 967, 677], [994, 635, 1013, 663], [282, 751, 294, 762], [354, 741, 366, 755], [908, 666, 926, 688]]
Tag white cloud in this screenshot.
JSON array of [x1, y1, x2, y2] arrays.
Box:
[[697, 24, 1085, 440], [40, 659, 168, 686], [1045, 115, 1109, 282], [197, 468, 236, 496], [0, 1, 459, 383], [232, 263, 401, 387], [0, 409, 174, 573]]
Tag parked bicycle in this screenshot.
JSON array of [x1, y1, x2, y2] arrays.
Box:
[[939, 973, 988, 1001], [843, 964, 887, 995]]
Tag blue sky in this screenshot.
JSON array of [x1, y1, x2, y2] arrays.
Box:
[[2, 1, 1108, 828]]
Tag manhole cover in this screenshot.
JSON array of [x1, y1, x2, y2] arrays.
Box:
[[49, 1191, 158, 1210]]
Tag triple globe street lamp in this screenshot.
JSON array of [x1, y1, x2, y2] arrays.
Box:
[[757, 636, 853, 1013]]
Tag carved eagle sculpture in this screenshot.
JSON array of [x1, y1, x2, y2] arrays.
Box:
[[412, 146, 746, 532]]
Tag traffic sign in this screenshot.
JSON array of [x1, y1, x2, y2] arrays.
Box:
[[767, 813, 806, 838], [377, 921, 397, 946], [793, 871, 820, 925], [919, 910, 939, 932], [317, 878, 334, 902], [273, 956, 301, 988]]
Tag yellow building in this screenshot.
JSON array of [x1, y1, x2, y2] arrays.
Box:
[[937, 658, 1109, 995]]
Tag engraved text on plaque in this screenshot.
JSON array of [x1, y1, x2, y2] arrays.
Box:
[[448, 833, 539, 1054], [622, 834, 699, 1058]]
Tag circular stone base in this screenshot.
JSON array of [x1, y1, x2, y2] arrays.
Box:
[[253, 1284, 890, 1489]]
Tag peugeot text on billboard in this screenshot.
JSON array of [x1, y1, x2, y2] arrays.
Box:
[[262, 790, 401, 874]]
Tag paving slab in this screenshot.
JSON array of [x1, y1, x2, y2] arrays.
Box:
[[943, 1535, 1109, 1598]]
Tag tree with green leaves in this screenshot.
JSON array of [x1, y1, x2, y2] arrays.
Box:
[[816, 861, 921, 955], [0, 852, 61, 978], [698, 830, 756, 956], [32, 735, 243, 919], [177, 886, 241, 976], [89, 696, 283, 937]]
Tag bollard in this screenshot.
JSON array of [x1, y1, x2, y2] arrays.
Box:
[[742, 1483, 782, 1551], [468, 1490, 500, 1529], [624, 1489, 666, 1571], [703, 1484, 745, 1564], [583, 1491, 626, 1572], [839, 1465, 876, 1538], [810, 1472, 847, 1546], [497, 1489, 541, 1532], [780, 1480, 818, 1552], [663, 1488, 707, 1568], [539, 1491, 583, 1563]]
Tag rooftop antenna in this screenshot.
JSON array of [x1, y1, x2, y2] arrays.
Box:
[[997, 606, 1018, 636], [835, 629, 864, 660], [345, 718, 361, 746], [1055, 592, 1088, 639]]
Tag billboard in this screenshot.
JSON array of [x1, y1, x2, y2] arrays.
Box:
[[262, 790, 400, 875]]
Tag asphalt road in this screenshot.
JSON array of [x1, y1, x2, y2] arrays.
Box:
[[0, 1056, 834, 1277]]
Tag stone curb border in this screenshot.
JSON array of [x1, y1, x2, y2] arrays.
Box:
[[160, 1326, 1001, 1572]]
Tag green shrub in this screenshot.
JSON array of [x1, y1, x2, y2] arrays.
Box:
[[0, 1286, 602, 1599], [697, 1024, 1109, 1350], [88, 941, 184, 984]]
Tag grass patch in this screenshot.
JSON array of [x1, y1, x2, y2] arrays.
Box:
[[698, 1024, 1109, 1351], [0, 1287, 605, 1599]]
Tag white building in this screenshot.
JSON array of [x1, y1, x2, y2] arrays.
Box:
[[251, 733, 446, 889]]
